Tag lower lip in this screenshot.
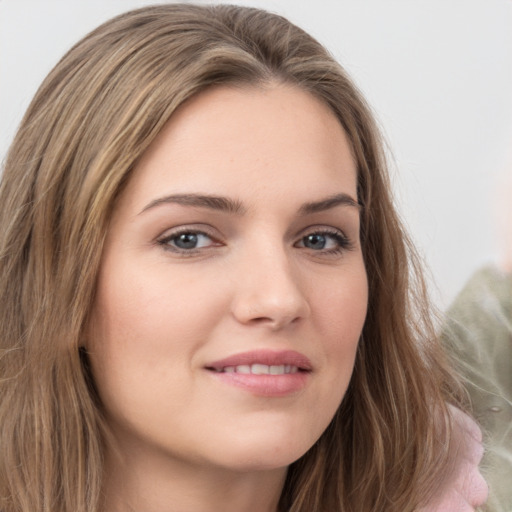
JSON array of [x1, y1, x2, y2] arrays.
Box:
[[207, 371, 310, 397]]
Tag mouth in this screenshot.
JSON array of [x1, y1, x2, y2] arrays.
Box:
[[205, 349, 312, 374], [204, 350, 312, 396], [208, 364, 304, 375]]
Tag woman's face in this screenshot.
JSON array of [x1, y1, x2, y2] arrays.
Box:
[[88, 84, 368, 474]]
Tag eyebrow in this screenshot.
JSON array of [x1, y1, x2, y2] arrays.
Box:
[[139, 193, 246, 215], [139, 192, 360, 216], [298, 193, 361, 215]]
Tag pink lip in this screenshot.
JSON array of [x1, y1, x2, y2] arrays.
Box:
[[205, 350, 312, 397]]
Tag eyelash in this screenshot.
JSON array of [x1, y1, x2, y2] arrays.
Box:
[[294, 229, 354, 255], [156, 227, 354, 256], [157, 227, 220, 255]]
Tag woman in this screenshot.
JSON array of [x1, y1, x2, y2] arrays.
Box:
[[0, 4, 486, 511]]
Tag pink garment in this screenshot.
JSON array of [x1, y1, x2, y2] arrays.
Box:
[[418, 407, 488, 511]]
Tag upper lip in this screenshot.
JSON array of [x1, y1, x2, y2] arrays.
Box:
[[206, 350, 313, 372]]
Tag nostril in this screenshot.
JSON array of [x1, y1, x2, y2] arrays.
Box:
[[247, 314, 302, 329]]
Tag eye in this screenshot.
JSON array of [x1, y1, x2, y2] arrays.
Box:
[[302, 233, 332, 250], [157, 229, 218, 252], [295, 229, 352, 254]]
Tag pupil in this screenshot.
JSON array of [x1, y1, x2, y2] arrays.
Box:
[[305, 234, 326, 249], [175, 233, 198, 249]]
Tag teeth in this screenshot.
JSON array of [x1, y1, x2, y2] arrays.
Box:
[[220, 364, 299, 375], [252, 364, 269, 374], [270, 365, 285, 375]]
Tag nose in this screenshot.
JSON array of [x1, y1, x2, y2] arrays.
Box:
[[230, 245, 311, 330]]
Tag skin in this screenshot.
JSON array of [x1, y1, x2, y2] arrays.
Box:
[[87, 84, 368, 512]]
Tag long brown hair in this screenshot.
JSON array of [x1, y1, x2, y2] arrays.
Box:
[[0, 4, 464, 511]]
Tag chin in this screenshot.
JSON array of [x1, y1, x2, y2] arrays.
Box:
[[204, 425, 320, 472]]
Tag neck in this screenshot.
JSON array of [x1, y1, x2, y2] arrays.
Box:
[[100, 443, 287, 512]]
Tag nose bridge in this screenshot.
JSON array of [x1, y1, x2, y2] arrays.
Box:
[[231, 235, 310, 328]]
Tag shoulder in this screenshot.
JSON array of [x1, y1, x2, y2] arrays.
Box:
[[418, 408, 488, 512]]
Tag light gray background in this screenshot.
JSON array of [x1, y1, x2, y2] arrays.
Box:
[[1, 0, 512, 307]]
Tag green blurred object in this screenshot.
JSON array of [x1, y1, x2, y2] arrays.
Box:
[[442, 266, 512, 512]]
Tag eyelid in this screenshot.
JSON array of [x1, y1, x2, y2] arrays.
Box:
[[294, 225, 355, 253], [156, 224, 223, 253], [295, 224, 348, 240]]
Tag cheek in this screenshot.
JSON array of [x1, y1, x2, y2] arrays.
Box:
[[312, 267, 367, 405], [85, 270, 226, 436], [292, 272, 367, 451], [86, 257, 237, 405], [90, 256, 227, 348], [316, 267, 368, 350]]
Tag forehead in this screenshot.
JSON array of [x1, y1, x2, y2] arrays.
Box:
[[119, 84, 357, 214]]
